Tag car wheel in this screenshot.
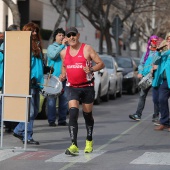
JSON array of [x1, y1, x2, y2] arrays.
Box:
[[94, 86, 101, 105], [117, 86, 122, 97], [101, 86, 110, 102], [110, 88, 116, 100]]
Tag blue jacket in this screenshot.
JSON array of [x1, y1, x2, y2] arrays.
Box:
[[47, 42, 65, 77], [0, 43, 3, 51], [31, 53, 44, 89], [138, 51, 160, 77], [0, 52, 3, 89], [152, 50, 170, 88]]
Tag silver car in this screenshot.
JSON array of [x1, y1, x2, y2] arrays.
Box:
[[93, 67, 110, 105], [100, 54, 123, 99]]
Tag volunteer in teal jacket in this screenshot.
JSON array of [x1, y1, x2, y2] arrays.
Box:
[[152, 33, 170, 130], [13, 22, 44, 145], [129, 35, 160, 121]]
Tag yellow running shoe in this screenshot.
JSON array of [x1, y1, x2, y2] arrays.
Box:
[[84, 140, 93, 153], [65, 143, 79, 156]]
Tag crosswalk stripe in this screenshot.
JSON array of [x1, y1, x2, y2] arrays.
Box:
[[131, 152, 170, 165], [0, 149, 23, 162], [45, 150, 106, 163]]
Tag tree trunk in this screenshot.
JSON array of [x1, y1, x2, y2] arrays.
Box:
[[2, 0, 20, 26], [99, 30, 104, 54], [105, 27, 112, 55]]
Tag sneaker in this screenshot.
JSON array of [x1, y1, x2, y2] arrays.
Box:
[[49, 122, 57, 127], [129, 114, 141, 121], [65, 144, 79, 156], [152, 117, 159, 122], [84, 140, 93, 153], [58, 122, 68, 126], [13, 132, 23, 141], [154, 120, 161, 126]]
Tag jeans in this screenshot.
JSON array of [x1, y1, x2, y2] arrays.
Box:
[[0, 98, 1, 124], [152, 87, 160, 118], [46, 80, 68, 124], [159, 80, 170, 125], [135, 86, 151, 117], [14, 88, 40, 141]]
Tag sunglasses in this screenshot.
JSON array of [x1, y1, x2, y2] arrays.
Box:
[[151, 39, 157, 43], [67, 32, 77, 38]]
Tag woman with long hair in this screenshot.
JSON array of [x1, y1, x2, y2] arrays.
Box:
[[13, 22, 44, 145]]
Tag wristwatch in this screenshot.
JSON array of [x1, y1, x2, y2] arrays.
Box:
[[90, 67, 94, 73]]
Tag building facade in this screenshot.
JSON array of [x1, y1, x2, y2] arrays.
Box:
[[0, 0, 102, 51]]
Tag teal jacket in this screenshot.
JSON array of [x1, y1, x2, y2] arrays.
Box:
[[0, 52, 3, 89], [0, 43, 3, 51], [47, 42, 65, 77], [138, 51, 160, 77], [31, 53, 44, 89], [152, 50, 170, 88]]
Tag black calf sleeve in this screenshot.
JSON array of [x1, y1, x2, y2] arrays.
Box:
[[69, 107, 79, 146], [83, 111, 94, 141]]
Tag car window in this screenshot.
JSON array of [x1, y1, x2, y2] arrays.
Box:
[[115, 57, 132, 68], [102, 58, 113, 69], [133, 58, 140, 66]]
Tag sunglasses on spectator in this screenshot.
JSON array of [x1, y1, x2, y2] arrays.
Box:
[[67, 32, 77, 38], [151, 39, 157, 43]]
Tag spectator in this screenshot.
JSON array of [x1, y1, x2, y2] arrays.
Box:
[[46, 28, 68, 127], [129, 35, 160, 122], [13, 22, 45, 145]]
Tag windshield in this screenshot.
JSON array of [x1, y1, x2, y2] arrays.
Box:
[[101, 58, 113, 69], [115, 57, 132, 68]]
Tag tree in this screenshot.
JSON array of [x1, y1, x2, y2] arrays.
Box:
[[2, 0, 20, 26], [49, 0, 170, 55], [79, 0, 113, 54], [49, 0, 67, 44]]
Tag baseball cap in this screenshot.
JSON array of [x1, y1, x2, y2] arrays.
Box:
[[66, 27, 78, 35]]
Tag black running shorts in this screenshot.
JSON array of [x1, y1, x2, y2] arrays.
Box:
[[65, 86, 95, 104]]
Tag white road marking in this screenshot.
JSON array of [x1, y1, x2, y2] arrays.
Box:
[[45, 150, 106, 163], [0, 149, 22, 162], [131, 152, 170, 165]]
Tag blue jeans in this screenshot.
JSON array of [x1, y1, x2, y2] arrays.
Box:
[[46, 81, 68, 124], [135, 86, 159, 117], [159, 80, 170, 125], [0, 98, 1, 124], [135, 86, 151, 117], [152, 87, 160, 118], [14, 88, 40, 141]]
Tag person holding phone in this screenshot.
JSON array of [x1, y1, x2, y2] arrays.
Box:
[[46, 28, 68, 127]]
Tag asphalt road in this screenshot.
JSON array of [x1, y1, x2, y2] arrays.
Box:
[[1, 91, 170, 170]]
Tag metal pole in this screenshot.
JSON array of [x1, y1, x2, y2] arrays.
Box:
[[152, 0, 156, 32], [0, 95, 4, 148], [70, 0, 76, 27], [24, 97, 29, 150]]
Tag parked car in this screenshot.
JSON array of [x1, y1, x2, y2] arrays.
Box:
[[132, 57, 141, 67], [99, 54, 123, 99], [114, 56, 138, 94], [93, 67, 110, 105]]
